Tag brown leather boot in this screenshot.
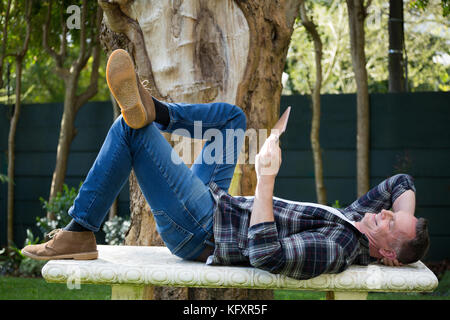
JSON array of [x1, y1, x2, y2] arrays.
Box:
[[21, 229, 98, 260], [106, 49, 155, 129]]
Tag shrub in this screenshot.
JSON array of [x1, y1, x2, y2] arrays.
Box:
[[1, 183, 83, 277], [0, 229, 45, 277], [18, 229, 46, 277], [0, 246, 22, 276], [332, 200, 342, 208], [37, 183, 82, 237], [0, 174, 8, 183], [102, 216, 130, 245]]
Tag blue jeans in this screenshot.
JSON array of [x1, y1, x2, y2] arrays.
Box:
[[68, 102, 246, 260]]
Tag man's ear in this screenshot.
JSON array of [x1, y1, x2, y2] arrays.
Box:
[[379, 248, 397, 260]]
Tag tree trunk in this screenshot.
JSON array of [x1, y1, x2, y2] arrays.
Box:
[[48, 82, 78, 218], [346, 0, 370, 197], [388, 0, 405, 92], [299, 0, 327, 205], [99, 0, 300, 300], [231, 0, 300, 198], [6, 0, 32, 245], [45, 0, 102, 212], [7, 58, 23, 245]]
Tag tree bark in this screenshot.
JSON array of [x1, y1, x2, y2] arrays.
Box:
[[231, 0, 300, 198], [49, 82, 78, 211], [299, 0, 327, 205], [7, 0, 32, 246], [99, 0, 300, 300], [8, 59, 23, 245], [388, 0, 405, 92], [346, 0, 371, 197]]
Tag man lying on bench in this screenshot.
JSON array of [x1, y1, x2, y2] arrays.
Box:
[[22, 49, 430, 281]]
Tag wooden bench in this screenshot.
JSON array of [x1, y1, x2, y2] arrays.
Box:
[[41, 245, 438, 300]]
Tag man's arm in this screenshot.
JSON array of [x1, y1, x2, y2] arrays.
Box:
[[249, 134, 281, 227], [393, 189, 416, 216], [246, 134, 283, 270], [344, 173, 416, 216], [247, 134, 353, 279], [249, 176, 275, 226]]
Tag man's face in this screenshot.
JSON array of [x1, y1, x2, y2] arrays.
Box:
[[360, 209, 417, 258]]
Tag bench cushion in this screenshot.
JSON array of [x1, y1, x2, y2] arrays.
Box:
[[42, 245, 438, 293]]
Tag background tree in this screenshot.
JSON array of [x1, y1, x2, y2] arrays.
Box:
[[410, 0, 449, 16], [0, 0, 12, 244], [2, 0, 33, 246], [405, 0, 449, 91], [43, 0, 103, 217], [284, 2, 351, 94], [346, 0, 371, 197], [298, 0, 327, 204], [388, 0, 406, 92], [0, 0, 12, 90], [98, 0, 300, 300], [284, 0, 449, 94]]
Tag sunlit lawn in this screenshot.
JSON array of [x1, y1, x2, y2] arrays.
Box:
[[0, 271, 448, 300], [0, 276, 111, 300]]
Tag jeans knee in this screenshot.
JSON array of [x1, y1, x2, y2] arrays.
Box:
[[112, 114, 124, 128], [232, 105, 247, 131], [110, 115, 130, 138]]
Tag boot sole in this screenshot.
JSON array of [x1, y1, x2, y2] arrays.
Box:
[[106, 49, 149, 129], [21, 249, 98, 261]]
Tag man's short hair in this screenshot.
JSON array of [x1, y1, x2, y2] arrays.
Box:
[[396, 218, 430, 264]]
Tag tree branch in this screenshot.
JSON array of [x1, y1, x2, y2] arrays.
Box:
[[43, 0, 59, 62], [17, 0, 33, 59], [43, 0, 69, 79], [323, 14, 344, 87], [299, 0, 323, 93], [0, 0, 12, 88], [59, 1, 68, 60], [74, 0, 88, 72], [364, 0, 373, 16], [81, 4, 99, 65], [75, 5, 103, 111]]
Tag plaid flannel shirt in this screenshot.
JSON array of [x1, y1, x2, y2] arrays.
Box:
[[206, 174, 416, 280]]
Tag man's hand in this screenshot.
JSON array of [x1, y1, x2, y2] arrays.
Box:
[[379, 257, 403, 267], [255, 133, 282, 180]]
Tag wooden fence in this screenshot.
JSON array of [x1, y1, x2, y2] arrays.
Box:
[[0, 92, 448, 261]]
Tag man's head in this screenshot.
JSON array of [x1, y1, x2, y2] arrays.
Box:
[[357, 209, 430, 264]]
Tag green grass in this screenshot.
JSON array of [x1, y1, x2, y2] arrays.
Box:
[[0, 276, 111, 300], [0, 271, 448, 300]]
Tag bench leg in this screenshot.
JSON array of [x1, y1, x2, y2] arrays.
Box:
[[111, 285, 154, 300], [326, 291, 368, 300]]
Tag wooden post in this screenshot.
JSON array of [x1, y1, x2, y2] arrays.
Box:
[[326, 291, 368, 300], [111, 285, 154, 300]]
